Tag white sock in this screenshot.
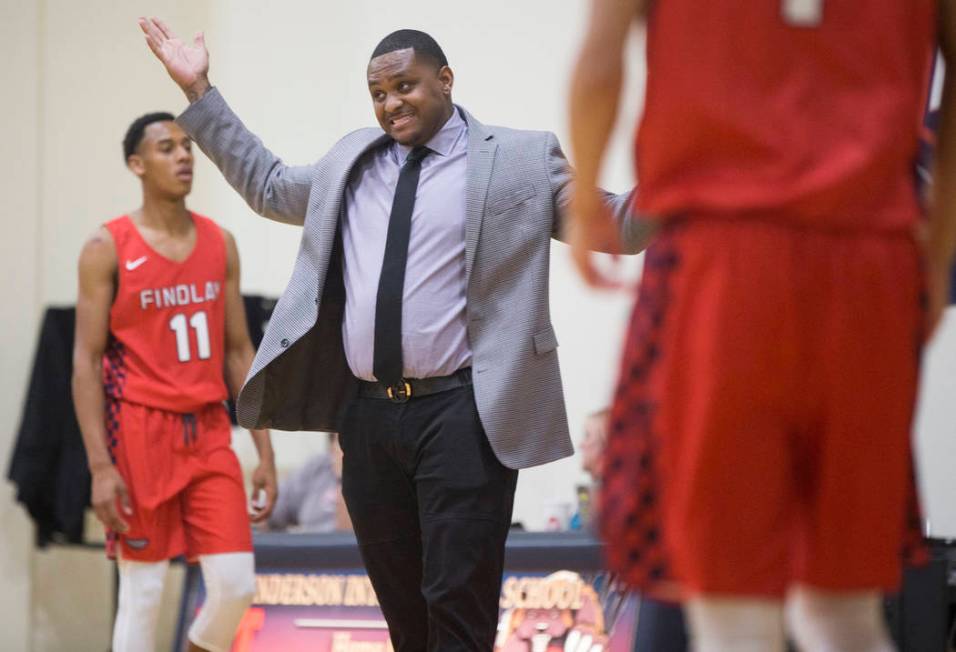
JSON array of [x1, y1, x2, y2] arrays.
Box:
[[686, 595, 786, 652], [187, 552, 256, 652], [786, 586, 895, 652], [113, 558, 169, 652]]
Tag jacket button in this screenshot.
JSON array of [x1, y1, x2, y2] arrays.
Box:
[[280, 338, 290, 348]]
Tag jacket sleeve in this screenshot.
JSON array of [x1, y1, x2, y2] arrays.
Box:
[[177, 88, 316, 227], [545, 132, 655, 254]]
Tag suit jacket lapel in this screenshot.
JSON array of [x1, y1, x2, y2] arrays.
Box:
[[461, 107, 497, 284], [276, 129, 390, 348], [325, 130, 391, 226], [318, 114, 493, 287], [313, 129, 391, 269]]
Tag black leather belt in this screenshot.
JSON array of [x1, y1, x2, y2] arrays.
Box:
[[357, 367, 473, 403]]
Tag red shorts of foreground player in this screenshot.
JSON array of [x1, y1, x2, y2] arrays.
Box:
[[106, 400, 252, 562], [601, 218, 926, 598]]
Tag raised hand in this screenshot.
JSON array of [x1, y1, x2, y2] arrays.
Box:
[[138, 16, 211, 102]]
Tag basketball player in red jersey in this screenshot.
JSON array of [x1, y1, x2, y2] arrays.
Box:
[[72, 112, 277, 652], [569, 1, 955, 650]]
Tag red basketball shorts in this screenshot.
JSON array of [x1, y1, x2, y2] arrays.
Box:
[[601, 218, 925, 597], [105, 400, 252, 562]]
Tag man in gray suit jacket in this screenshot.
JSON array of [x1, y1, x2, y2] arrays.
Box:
[[141, 17, 649, 652]]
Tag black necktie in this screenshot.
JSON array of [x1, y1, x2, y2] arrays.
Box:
[[373, 145, 430, 387]]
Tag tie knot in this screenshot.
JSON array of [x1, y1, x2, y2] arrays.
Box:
[[404, 146, 430, 166]]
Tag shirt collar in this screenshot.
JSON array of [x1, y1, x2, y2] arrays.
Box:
[[393, 107, 466, 163]]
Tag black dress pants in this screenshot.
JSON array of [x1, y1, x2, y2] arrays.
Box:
[[339, 384, 518, 652]]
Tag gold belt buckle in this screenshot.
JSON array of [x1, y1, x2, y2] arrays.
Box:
[[386, 380, 412, 403]]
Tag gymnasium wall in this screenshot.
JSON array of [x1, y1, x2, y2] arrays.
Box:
[[0, 3, 41, 650], [1, 1, 643, 648]]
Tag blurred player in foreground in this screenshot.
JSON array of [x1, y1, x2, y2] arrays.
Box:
[[569, 1, 952, 650]]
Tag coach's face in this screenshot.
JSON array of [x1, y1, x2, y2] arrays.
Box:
[[368, 48, 455, 147]]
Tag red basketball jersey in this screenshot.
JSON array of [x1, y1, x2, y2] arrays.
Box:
[[634, 0, 937, 230], [103, 214, 229, 413]]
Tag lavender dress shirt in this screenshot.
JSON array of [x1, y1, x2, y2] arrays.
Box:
[[341, 109, 471, 381]]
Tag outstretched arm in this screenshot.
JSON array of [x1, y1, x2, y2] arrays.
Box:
[[927, 0, 956, 337], [222, 229, 277, 522], [547, 133, 654, 255], [567, 0, 647, 287], [72, 228, 133, 534], [138, 17, 314, 226]]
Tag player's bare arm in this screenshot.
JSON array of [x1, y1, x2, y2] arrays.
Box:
[[222, 228, 277, 522], [928, 0, 956, 337], [72, 227, 133, 533], [139, 16, 211, 103], [568, 0, 647, 288]]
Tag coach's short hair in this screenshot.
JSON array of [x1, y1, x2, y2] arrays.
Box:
[[371, 29, 448, 69]]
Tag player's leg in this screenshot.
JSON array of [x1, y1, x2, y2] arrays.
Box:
[[412, 385, 518, 652], [789, 231, 923, 652], [187, 552, 256, 652], [338, 396, 430, 651], [112, 557, 170, 652], [109, 402, 189, 651], [785, 587, 893, 652], [603, 221, 806, 646], [655, 221, 804, 594], [685, 596, 785, 652], [180, 404, 256, 652], [672, 225, 800, 652]]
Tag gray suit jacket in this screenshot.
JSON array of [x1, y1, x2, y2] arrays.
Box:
[[178, 88, 650, 470]]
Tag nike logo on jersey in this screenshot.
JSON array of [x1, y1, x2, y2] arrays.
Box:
[[125, 256, 148, 271]]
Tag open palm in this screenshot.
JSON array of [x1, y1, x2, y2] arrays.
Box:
[[139, 17, 209, 93]]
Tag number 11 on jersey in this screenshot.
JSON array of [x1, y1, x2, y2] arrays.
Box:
[[782, 0, 824, 26], [169, 311, 211, 362]]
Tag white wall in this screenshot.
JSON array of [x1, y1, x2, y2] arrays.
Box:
[[915, 309, 956, 538], [38, 1, 213, 305], [0, 3, 41, 649]]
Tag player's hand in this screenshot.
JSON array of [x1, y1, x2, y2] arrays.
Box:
[[138, 17, 211, 102], [250, 460, 278, 523], [917, 216, 952, 341], [567, 187, 624, 289], [925, 253, 952, 341], [90, 465, 132, 533]]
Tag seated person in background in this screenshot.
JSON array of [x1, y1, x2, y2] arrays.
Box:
[[267, 433, 351, 533], [580, 409, 610, 487], [571, 409, 610, 531]]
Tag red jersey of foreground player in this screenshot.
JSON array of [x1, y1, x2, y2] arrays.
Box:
[[635, 0, 937, 229], [103, 213, 228, 413]]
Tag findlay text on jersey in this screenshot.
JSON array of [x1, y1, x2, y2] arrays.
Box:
[[139, 281, 222, 311]]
